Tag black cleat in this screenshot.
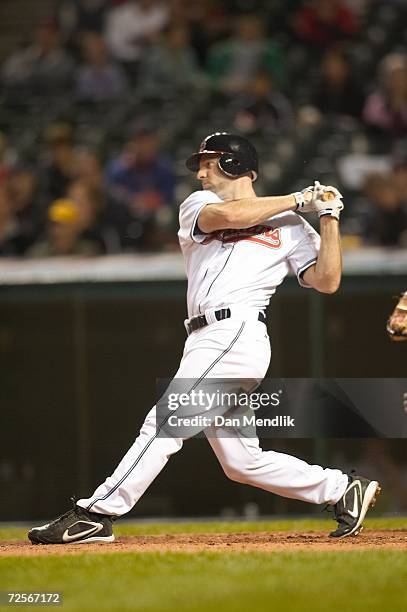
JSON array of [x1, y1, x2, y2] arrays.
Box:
[[28, 498, 115, 545], [329, 475, 381, 538]]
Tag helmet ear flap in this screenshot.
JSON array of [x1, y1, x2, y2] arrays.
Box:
[[218, 152, 257, 180]]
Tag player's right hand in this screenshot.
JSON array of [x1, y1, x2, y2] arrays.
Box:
[[292, 185, 316, 212]]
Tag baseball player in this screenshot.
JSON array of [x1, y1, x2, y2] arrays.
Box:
[[28, 133, 380, 545]]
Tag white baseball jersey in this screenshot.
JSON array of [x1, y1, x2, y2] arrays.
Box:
[[178, 190, 321, 318]]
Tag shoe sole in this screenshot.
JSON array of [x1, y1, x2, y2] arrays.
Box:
[[74, 535, 115, 544], [339, 481, 381, 539], [29, 534, 115, 545]]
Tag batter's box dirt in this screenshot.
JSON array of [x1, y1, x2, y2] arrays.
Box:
[[1, 531, 406, 556]]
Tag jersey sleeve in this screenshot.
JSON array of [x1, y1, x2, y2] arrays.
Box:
[[178, 190, 222, 244], [287, 219, 321, 288]]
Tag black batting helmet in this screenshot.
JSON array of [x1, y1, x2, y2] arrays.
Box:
[[186, 132, 258, 181]]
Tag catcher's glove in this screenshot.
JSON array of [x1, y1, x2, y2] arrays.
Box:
[[386, 291, 407, 341]]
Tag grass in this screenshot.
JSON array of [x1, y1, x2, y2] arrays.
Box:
[[1, 550, 406, 612], [0, 518, 406, 612]]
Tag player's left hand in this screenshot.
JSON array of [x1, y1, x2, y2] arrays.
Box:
[[292, 184, 318, 213]]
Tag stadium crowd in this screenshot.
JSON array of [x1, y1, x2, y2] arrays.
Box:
[[0, 0, 406, 257]]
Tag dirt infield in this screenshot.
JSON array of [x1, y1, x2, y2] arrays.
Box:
[[1, 530, 406, 556]]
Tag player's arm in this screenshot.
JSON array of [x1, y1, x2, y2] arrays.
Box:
[[197, 183, 338, 233], [198, 194, 298, 232], [302, 217, 342, 294]]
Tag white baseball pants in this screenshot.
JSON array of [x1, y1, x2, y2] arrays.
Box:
[[77, 315, 348, 516]]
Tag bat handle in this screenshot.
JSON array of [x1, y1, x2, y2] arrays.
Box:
[[322, 191, 336, 201]]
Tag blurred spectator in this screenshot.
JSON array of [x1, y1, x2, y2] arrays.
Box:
[[293, 0, 359, 50], [72, 149, 130, 250], [28, 199, 102, 257], [138, 24, 207, 97], [363, 53, 407, 142], [183, 0, 231, 68], [233, 71, 293, 135], [74, 148, 105, 190], [7, 164, 44, 253], [392, 157, 407, 202], [40, 123, 80, 201], [337, 153, 391, 191], [360, 173, 407, 246], [105, 127, 175, 248], [67, 179, 120, 253], [207, 14, 285, 95], [104, 0, 170, 73], [57, 0, 111, 41], [106, 127, 175, 211], [76, 32, 128, 101], [310, 45, 365, 118], [0, 183, 20, 256], [0, 167, 43, 256], [1, 23, 75, 97], [0, 133, 14, 185]]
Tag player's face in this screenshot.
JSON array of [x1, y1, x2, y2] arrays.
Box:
[[197, 155, 231, 194]]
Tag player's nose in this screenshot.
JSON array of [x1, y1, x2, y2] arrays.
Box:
[[197, 167, 207, 180]]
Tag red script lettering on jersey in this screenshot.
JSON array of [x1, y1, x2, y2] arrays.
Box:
[[203, 225, 282, 249]]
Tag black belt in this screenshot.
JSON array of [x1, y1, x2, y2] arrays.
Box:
[[186, 308, 266, 335]]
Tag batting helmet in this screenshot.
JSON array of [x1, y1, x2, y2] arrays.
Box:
[[186, 132, 258, 181]]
